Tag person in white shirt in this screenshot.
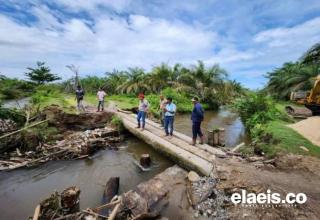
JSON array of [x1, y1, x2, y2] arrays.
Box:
[[164, 97, 176, 136], [97, 87, 106, 112], [137, 93, 149, 131]]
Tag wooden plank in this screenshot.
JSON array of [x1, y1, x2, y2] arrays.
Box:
[[142, 116, 226, 156], [123, 112, 225, 157], [117, 112, 214, 176]]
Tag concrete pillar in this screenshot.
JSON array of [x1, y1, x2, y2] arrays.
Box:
[[218, 128, 225, 146]]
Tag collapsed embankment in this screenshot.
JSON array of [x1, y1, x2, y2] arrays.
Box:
[[0, 105, 119, 171]]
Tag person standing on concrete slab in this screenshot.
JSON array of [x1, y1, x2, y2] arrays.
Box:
[[137, 93, 149, 131], [75, 85, 85, 112], [158, 95, 167, 127], [97, 87, 106, 112], [191, 97, 204, 145], [164, 97, 176, 137]]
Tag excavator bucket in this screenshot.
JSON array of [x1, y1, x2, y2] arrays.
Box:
[[285, 105, 312, 118]]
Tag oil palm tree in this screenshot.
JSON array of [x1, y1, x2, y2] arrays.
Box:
[[104, 70, 128, 94], [116, 67, 150, 94], [145, 63, 173, 93]]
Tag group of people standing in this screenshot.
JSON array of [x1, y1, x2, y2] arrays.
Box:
[[136, 94, 205, 146], [75, 86, 106, 112], [75, 86, 205, 146]]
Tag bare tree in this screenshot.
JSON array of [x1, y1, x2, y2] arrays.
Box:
[[66, 64, 81, 89]]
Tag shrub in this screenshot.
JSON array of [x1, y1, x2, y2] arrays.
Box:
[[146, 88, 193, 113], [233, 92, 279, 131], [110, 115, 124, 132]]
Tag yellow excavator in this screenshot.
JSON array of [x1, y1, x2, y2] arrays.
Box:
[[286, 75, 320, 118]]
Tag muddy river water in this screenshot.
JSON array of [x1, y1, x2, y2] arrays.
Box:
[[0, 108, 247, 219], [0, 137, 173, 219]]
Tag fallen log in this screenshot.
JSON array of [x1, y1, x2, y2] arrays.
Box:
[[103, 177, 120, 204], [117, 166, 187, 219], [0, 148, 68, 171]]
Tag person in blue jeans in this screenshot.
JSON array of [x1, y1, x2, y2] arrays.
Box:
[[136, 93, 149, 131], [164, 97, 176, 136], [191, 97, 204, 145]]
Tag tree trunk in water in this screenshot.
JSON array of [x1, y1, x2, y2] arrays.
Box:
[[104, 177, 120, 203], [140, 154, 151, 168]]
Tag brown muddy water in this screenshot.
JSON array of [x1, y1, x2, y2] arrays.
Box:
[[0, 107, 248, 219], [175, 108, 249, 147], [0, 136, 173, 220]]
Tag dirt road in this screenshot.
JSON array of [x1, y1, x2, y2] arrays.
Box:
[[287, 116, 320, 146], [216, 154, 320, 220]]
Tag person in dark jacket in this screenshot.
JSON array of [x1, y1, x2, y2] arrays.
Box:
[[75, 85, 85, 111], [191, 97, 204, 145]]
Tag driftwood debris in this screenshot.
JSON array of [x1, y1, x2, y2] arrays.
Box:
[[0, 118, 17, 134], [0, 126, 119, 171], [61, 186, 81, 214]]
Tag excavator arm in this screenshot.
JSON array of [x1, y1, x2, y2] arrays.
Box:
[[307, 75, 320, 104]]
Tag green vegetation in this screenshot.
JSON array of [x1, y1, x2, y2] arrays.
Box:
[[265, 43, 320, 100], [78, 61, 245, 110], [30, 84, 76, 112], [0, 102, 26, 126], [25, 61, 61, 85], [262, 121, 320, 158], [234, 42, 320, 158], [0, 75, 34, 100], [110, 115, 124, 132]]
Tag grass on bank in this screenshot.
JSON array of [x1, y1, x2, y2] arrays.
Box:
[[31, 86, 76, 112], [263, 121, 320, 158], [240, 120, 320, 158]]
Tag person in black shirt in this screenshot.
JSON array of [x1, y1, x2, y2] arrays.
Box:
[[75, 85, 85, 111]]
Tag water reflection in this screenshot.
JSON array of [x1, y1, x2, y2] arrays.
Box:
[[2, 97, 30, 109]]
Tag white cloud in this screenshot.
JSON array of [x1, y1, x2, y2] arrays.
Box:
[[0, 9, 222, 79], [52, 0, 132, 12], [254, 17, 320, 48], [1, 1, 320, 89]]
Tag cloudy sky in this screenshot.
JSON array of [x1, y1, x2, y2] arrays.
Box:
[[0, 0, 320, 88]]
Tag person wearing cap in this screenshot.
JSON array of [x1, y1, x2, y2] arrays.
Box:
[[191, 97, 204, 145], [158, 95, 167, 127], [137, 93, 149, 130], [164, 97, 176, 136]]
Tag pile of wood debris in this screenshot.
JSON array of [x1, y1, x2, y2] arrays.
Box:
[[0, 127, 120, 171], [0, 118, 17, 133]]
